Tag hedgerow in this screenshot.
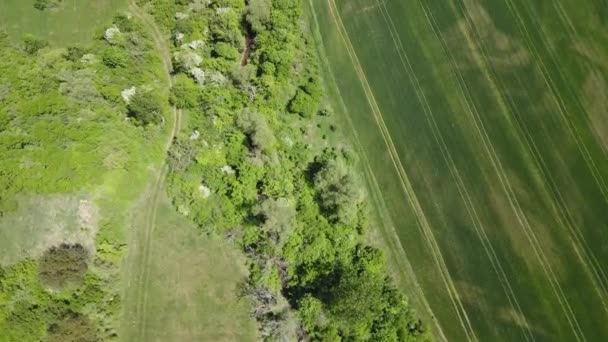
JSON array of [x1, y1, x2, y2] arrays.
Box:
[[162, 0, 430, 340]]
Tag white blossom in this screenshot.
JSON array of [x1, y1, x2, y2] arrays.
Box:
[[121, 87, 136, 103], [175, 32, 185, 43], [177, 204, 190, 216], [198, 184, 211, 198], [190, 130, 200, 140], [104, 26, 121, 43], [80, 53, 96, 64], [175, 12, 189, 19], [188, 40, 205, 50], [207, 71, 227, 87], [282, 136, 294, 147], [220, 165, 235, 175], [190, 67, 205, 85], [183, 52, 202, 69]]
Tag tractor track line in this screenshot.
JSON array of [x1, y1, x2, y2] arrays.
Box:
[[453, 0, 586, 339], [128, 2, 181, 341], [552, 0, 608, 160], [390, 1, 537, 339], [503, 0, 608, 209], [374, 2, 533, 340], [438, 0, 608, 322]]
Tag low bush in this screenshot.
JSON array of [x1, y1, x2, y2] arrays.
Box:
[[39, 244, 89, 289]]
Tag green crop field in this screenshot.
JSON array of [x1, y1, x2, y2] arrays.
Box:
[[307, 0, 608, 340], [0, 0, 127, 45]]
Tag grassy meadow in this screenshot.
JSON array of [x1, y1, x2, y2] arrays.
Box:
[[307, 0, 608, 340], [121, 192, 258, 342], [0, 0, 128, 45]]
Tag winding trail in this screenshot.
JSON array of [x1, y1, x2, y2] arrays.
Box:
[[126, 2, 181, 341]]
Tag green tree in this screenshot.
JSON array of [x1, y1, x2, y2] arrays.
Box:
[[289, 77, 322, 118], [127, 91, 164, 126], [213, 42, 239, 61], [328, 267, 384, 339], [237, 108, 276, 154], [175, 19, 193, 34], [64, 46, 85, 62], [297, 294, 323, 332], [314, 158, 362, 227], [253, 197, 296, 247], [113, 14, 135, 32], [23, 35, 48, 55], [47, 311, 98, 342], [33, 0, 49, 10], [247, 0, 272, 32], [288, 89, 315, 118], [39, 244, 89, 289], [171, 74, 200, 109], [101, 46, 128, 68]]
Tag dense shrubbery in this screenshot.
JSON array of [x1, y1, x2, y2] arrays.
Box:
[[163, 0, 430, 340], [33, 0, 63, 11], [0, 260, 117, 341], [127, 91, 164, 126], [47, 311, 98, 342], [0, 12, 167, 341], [39, 244, 89, 289]]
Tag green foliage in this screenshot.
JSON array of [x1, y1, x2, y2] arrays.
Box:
[[148, 0, 176, 31], [127, 91, 164, 126], [102, 46, 128, 68], [113, 14, 135, 32], [47, 311, 98, 342], [0, 259, 121, 342], [64, 46, 85, 62], [253, 0, 301, 81], [38, 244, 89, 289], [288, 90, 315, 118], [34, 0, 47, 10], [246, 0, 272, 32], [313, 154, 362, 227], [23, 34, 48, 54], [253, 198, 296, 248], [237, 108, 276, 155], [297, 294, 322, 330], [171, 74, 201, 109], [213, 41, 239, 61], [0, 11, 167, 342], [289, 77, 322, 118], [175, 19, 193, 34], [33, 0, 63, 11], [161, 0, 429, 340], [326, 247, 386, 339]]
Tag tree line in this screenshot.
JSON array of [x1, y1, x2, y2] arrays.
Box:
[[162, 0, 431, 340]]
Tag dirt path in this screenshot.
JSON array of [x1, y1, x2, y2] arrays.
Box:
[[240, 24, 254, 66], [125, 2, 181, 341]]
